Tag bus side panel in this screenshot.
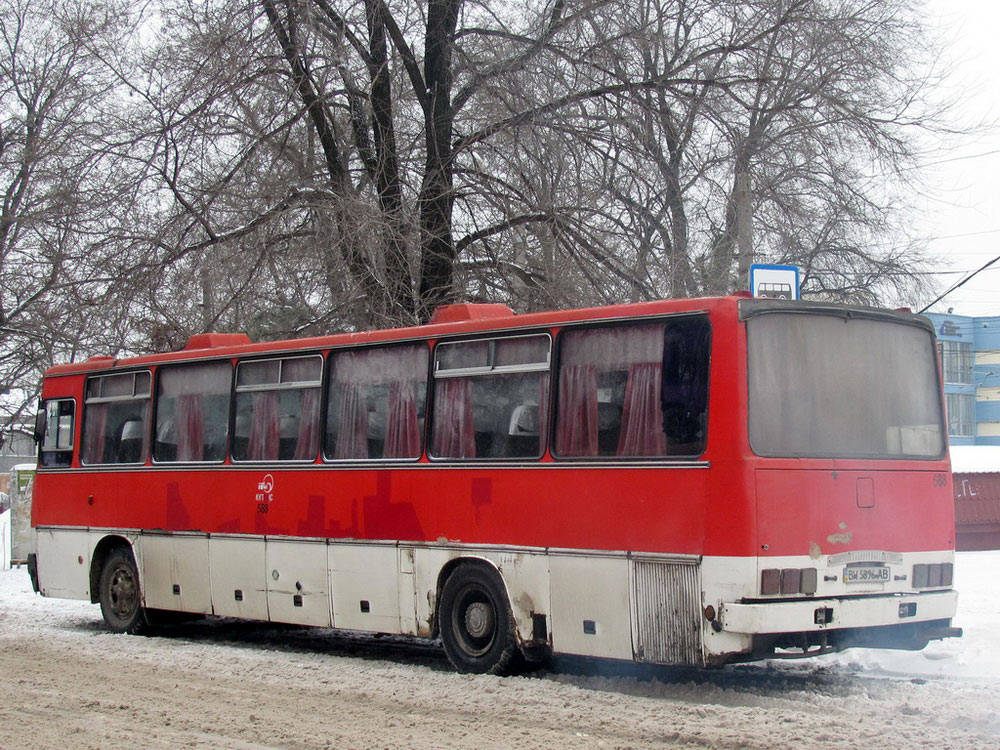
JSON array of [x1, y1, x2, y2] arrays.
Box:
[[136, 533, 211, 614], [265, 539, 331, 627], [34, 528, 92, 600], [549, 553, 632, 660], [699, 556, 756, 660], [329, 542, 401, 633], [32, 465, 727, 555], [209, 535, 268, 620]]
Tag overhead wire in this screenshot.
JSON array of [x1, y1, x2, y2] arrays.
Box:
[[918, 251, 1000, 313]]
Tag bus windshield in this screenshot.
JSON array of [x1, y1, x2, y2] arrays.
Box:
[[747, 312, 945, 459]]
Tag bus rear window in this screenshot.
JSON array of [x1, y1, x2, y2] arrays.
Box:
[[747, 313, 945, 459]]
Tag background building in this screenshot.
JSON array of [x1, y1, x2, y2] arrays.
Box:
[[1, 426, 35, 493], [927, 312, 1000, 445]]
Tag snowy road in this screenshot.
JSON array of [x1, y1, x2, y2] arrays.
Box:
[[1, 553, 998, 749]]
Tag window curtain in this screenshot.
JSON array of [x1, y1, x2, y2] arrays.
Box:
[[247, 391, 280, 460], [555, 365, 598, 456], [537, 373, 550, 446], [334, 382, 369, 459], [82, 402, 109, 464], [293, 388, 321, 460], [617, 362, 666, 456], [559, 325, 663, 367], [139, 401, 151, 460], [384, 380, 421, 458], [176, 394, 205, 461], [432, 378, 475, 458]]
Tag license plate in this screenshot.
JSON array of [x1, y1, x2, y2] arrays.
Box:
[[843, 565, 890, 584]]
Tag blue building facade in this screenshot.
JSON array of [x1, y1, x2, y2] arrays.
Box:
[[926, 313, 1000, 446]]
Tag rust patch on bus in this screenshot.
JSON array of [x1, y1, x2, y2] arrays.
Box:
[[809, 541, 823, 559], [514, 591, 535, 620], [827, 522, 853, 545]]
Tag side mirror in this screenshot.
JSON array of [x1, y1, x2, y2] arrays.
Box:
[[33, 400, 46, 444]]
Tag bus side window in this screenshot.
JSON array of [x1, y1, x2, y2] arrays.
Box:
[[660, 318, 711, 455], [555, 317, 710, 458], [233, 355, 323, 462], [326, 344, 429, 460], [430, 336, 549, 460], [81, 371, 151, 465], [154, 362, 232, 463], [39, 399, 75, 468]]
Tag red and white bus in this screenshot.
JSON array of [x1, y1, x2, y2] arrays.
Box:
[[29, 296, 961, 673]]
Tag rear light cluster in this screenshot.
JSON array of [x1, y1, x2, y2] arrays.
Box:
[[912, 563, 953, 589], [760, 567, 818, 596]]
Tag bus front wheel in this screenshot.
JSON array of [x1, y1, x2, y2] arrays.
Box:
[[439, 564, 519, 675], [98, 547, 149, 635]]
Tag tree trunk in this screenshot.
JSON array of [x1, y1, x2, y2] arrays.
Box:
[[416, 0, 463, 322], [365, 0, 415, 324], [734, 170, 754, 286], [262, 0, 380, 327]]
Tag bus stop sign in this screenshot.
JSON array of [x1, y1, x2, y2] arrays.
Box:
[[749, 264, 800, 300]]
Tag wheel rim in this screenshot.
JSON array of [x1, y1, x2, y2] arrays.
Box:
[[451, 584, 497, 657], [108, 564, 138, 620]]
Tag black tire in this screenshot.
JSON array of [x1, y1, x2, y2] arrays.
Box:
[[439, 564, 520, 675], [98, 547, 149, 635]]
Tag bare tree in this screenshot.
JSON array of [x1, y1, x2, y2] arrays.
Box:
[[0, 0, 140, 424], [698, 0, 942, 298], [0, 0, 946, 403]]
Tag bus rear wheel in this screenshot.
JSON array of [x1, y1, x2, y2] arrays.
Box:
[[98, 547, 149, 635], [439, 564, 519, 675]]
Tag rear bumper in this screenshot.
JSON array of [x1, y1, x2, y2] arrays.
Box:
[[720, 589, 958, 634]]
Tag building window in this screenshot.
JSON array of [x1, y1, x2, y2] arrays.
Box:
[[946, 393, 975, 437], [939, 340, 973, 385]]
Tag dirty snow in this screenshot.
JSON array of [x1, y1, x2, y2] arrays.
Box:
[[0, 553, 998, 749]]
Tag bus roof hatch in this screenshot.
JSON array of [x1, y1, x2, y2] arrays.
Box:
[[429, 303, 515, 325], [184, 333, 253, 350]]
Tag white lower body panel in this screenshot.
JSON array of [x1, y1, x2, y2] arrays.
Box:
[[31, 527, 961, 667]]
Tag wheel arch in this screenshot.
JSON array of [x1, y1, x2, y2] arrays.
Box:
[[89, 535, 136, 604]]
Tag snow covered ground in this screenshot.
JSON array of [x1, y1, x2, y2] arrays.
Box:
[[0, 552, 997, 749], [799, 550, 1000, 681]]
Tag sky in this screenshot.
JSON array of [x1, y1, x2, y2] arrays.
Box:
[[917, 0, 1000, 316]]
